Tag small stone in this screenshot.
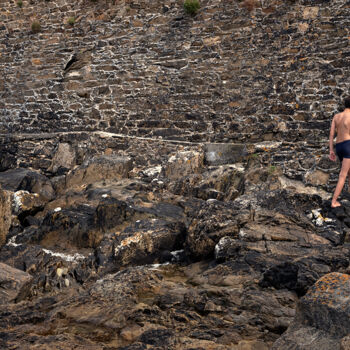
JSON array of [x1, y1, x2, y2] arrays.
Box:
[[56, 268, 63, 277]]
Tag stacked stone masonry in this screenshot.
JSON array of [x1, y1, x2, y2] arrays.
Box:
[[1, 0, 350, 142]]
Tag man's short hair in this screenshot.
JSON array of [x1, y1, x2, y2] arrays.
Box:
[[345, 98, 350, 109]]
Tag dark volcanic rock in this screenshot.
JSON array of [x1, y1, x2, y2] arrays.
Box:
[[273, 273, 350, 350], [185, 200, 250, 259], [65, 155, 133, 190], [0, 168, 55, 201], [95, 197, 135, 231], [0, 243, 91, 299], [113, 219, 186, 267], [40, 205, 99, 249]]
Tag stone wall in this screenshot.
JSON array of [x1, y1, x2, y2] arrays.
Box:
[[1, 0, 349, 142]]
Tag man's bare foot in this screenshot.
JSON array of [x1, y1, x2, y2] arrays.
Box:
[[331, 201, 342, 208]]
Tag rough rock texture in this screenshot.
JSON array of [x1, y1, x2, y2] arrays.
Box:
[[1, 0, 350, 348], [0, 186, 11, 248], [0, 141, 348, 349], [0, 0, 349, 143], [272, 273, 350, 350], [0, 262, 32, 303]]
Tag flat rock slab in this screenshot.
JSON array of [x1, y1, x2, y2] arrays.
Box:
[[204, 143, 247, 165], [0, 262, 32, 303]]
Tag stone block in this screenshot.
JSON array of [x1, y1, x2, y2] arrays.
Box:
[[204, 143, 247, 165]]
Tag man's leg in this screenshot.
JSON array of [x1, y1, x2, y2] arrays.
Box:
[[332, 158, 350, 207]]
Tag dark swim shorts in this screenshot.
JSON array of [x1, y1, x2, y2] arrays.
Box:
[[336, 139, 350, 162]]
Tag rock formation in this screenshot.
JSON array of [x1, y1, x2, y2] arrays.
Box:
[[1, 0, 350, 349], [0, 135, 348, 349]]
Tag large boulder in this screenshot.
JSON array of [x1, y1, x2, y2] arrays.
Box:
[[272, 273, 350, 350], [169, 165, 245, 201], [113, 219, 186, 267], [163, 150, 204, 180], [0, 262, 32, 303], [48, 142, 76, 174], [65, 155, 133, 190], [39, 205, 99, 249], [0, 168, 55, 201]]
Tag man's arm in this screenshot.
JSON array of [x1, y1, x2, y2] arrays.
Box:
[[329, 116, 336, 161]]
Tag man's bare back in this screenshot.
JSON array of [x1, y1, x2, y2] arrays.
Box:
[[332, 110, 350, 143]]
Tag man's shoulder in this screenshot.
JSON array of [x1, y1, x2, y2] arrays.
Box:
[[333, 113, 341, 121]]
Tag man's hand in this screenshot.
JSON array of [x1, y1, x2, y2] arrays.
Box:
[[329, 151, 336, 161]]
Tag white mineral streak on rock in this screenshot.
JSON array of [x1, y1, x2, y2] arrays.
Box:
[[229, 163, 245, 172], [7, 234, 21, 247], [143, 165, 162, 177], [254, 141, 282, 150], [54, 207, 62, 212], [67, 71, 81, 77], [102, 194, 109, 198], [42, 248, 85, 262], [170, 249, 184, 257], [206, 198, 218, 203], [215, 237, 227, 256], [239, 229, 247, 239], [149, 262, 170, 270]]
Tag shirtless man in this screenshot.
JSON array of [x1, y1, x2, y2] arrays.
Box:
[[329, 98, 350, 207]]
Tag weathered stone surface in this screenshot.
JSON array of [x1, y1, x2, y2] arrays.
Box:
[[39, 205, 100, 249], [12, 190, 47, 217], [273, 273, 350, 350], [48, 142, 76, 174], [163, 150, 204, 180], [205, 144, 248, 165], [113, 219, 186, 267], [0, 262, 32, 303], [0, 168, 55, 201], [169, 164, 245, 201], [65, 155, 133, 190], [0, 186, 11, 248]]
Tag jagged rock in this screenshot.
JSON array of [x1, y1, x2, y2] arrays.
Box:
[[12, 190, 47, 218], [65, 155, 133, 190], [272, 273, 350, 350], [163, 150, 204, 180], [185, 201, 251, 259], [0, 262, 32, 303], [169, 165, 245, 201], [0, 143, 17, 172], [0, 168, 55, 201], [39, 205, 99, 249], [48, 142, 76, 174], [95, 197, 135, 231], [113, 219, 186, 267], [0, 243, 90, 299], [215, 236, 241, 262], [0, 186, 11, 248]]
